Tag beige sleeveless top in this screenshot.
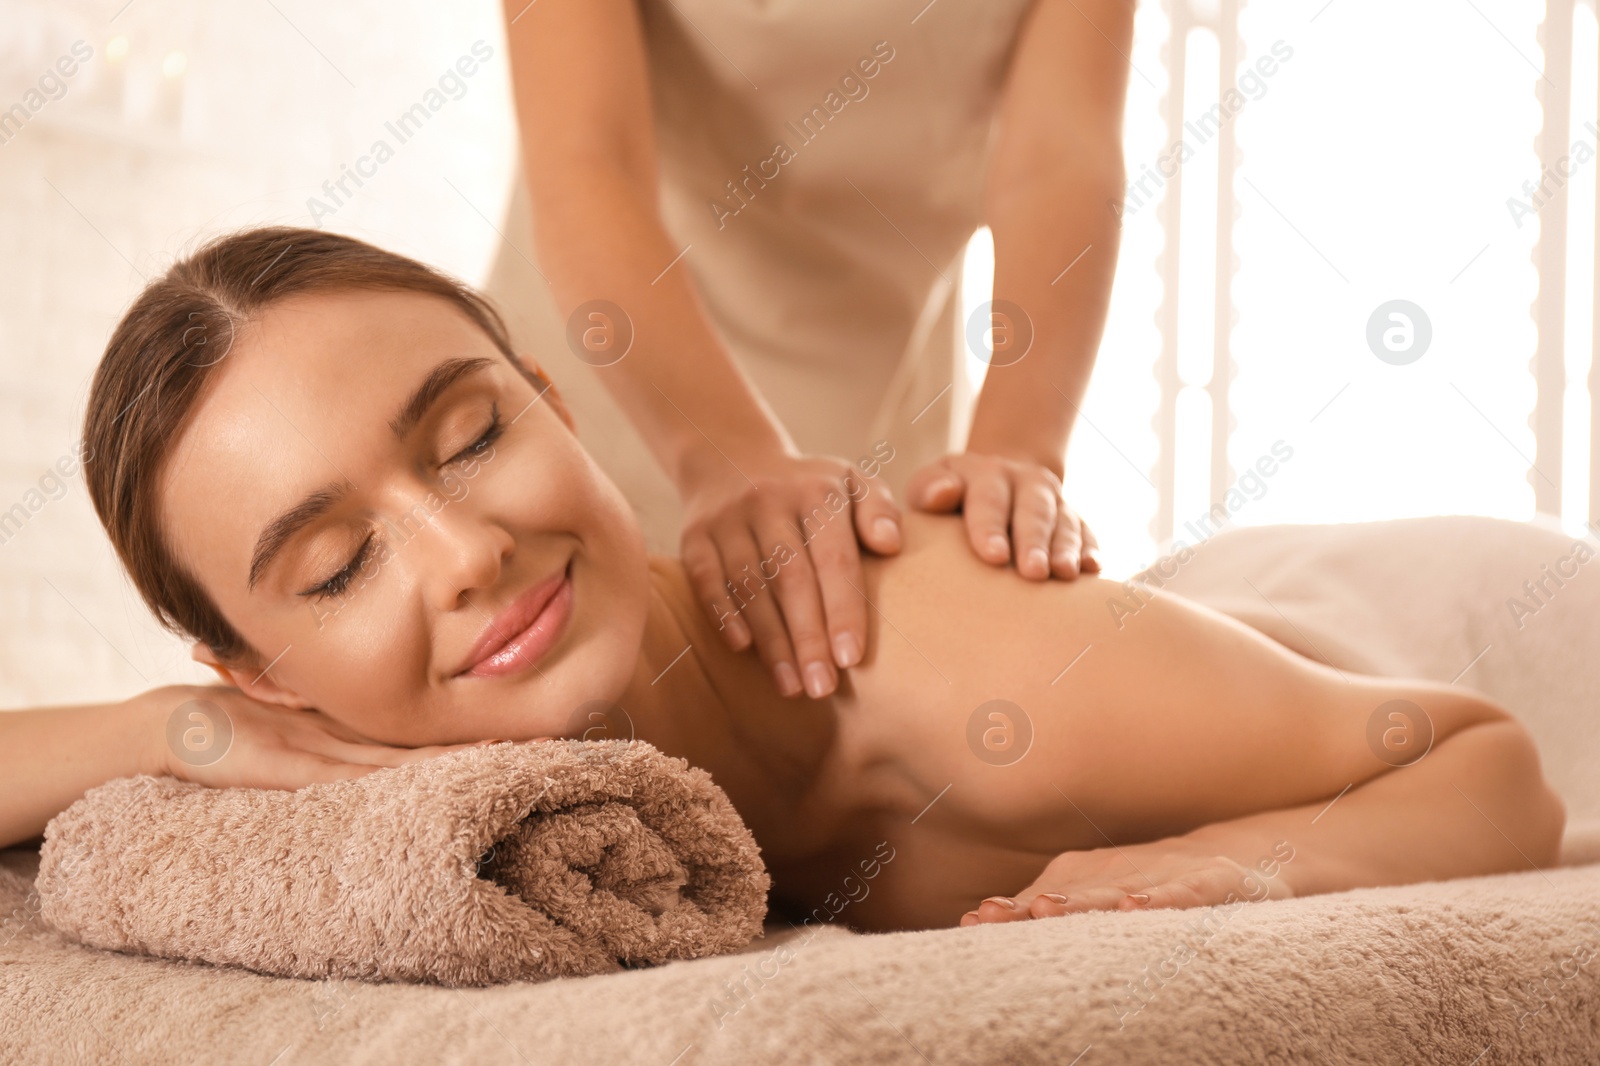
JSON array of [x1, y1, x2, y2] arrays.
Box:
[[483, 0, 1036, 553]]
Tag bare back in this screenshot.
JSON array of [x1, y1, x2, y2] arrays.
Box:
[[694, 511, 1491, 931]]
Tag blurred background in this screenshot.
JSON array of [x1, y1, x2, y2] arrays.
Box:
[[0, 0, 1590, 706]]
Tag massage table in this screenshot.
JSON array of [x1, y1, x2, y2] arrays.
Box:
[[4, 514, 1598, 1064]]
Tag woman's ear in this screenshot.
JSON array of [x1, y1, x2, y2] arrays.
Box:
[[190, 642, 235, 686], [190, 641, 313, 710]]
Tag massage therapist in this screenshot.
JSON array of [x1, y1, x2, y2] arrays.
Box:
[[487, 0, 1133, 701]]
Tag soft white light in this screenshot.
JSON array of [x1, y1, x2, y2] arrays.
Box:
[[1562, 1, 1597, 536], [1177, 27, 1220, 392], [960, 224, 996, 396], [1173, 385, 1213, 541]]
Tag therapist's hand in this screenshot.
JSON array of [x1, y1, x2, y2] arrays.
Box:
[[905, 452, 1101, 580], [678, 452, 903, 700]]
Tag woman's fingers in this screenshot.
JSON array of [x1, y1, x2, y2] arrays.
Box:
[[1047, 884, 1143, 913], [156, 691, 504, 793], [963, 881, 1144, 926], [299, 733, 481, 768], [962, 846, 1293, 928], [271, 709, 489, 766], [250, 750, 385, 791], [971, 894, 1032, 923], [307, 716, 376, 746], [1125, 873, 1225, 911], [288, 706, 392, 747], [290, 731, 406, 767]]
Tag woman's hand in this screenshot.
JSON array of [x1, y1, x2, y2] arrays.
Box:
[[905, 451, 1101, 580], [678, 451, 903, 700], [958, 833, 1295, 926], [133, 684, 495, 791]]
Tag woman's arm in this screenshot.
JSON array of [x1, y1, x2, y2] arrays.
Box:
[[1186, 707, 1565, 898], [0, 695, 165, 850], [0, 686, 489, 850], [970, 694, 1565, 923]]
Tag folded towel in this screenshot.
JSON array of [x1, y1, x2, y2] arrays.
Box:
[[33, 738, 771, 986]]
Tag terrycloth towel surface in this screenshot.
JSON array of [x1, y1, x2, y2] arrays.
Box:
[[4, 847, 1598, 1065], [33, 738, 770, 986]]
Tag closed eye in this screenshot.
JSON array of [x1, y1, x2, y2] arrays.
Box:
[[447, 403, 503, 465], [302, 531, 375, 600], [298, 404, 504, 602]]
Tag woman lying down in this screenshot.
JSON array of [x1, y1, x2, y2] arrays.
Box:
[[0, 228, 1564, 934]]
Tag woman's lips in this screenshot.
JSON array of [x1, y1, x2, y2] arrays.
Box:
[[457, 560, 575, 679]]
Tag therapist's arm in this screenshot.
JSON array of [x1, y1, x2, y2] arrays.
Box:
[[502, 0, 904, 701], [908, 0, 1132, 580], [501, 0, 782, 484]]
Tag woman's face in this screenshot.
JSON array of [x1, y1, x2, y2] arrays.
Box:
[[159, 287, 650, 746]]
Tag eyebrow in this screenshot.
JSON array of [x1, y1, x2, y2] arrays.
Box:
[[387, 357, 496, 441], [246, 356, 497, 591]]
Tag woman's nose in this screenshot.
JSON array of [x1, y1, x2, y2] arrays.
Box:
[[399, 490, 514, 611]]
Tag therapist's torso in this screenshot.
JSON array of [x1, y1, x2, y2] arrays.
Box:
[[484, 1, 1037, 551], [633, 0, 1035, 449]]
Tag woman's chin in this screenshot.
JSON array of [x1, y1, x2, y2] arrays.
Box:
[[494, 624, 644, 745]]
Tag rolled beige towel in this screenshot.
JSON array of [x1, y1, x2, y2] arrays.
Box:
[[33, 739, 771, 986]]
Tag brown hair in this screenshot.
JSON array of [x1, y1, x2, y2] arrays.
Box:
[[82, 225, 546, 667]]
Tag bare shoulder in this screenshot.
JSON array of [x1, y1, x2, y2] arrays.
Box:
[[844, 510, 1126, 806], [857, 509, 1125, 678], [863, 509, 1340, 678]]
